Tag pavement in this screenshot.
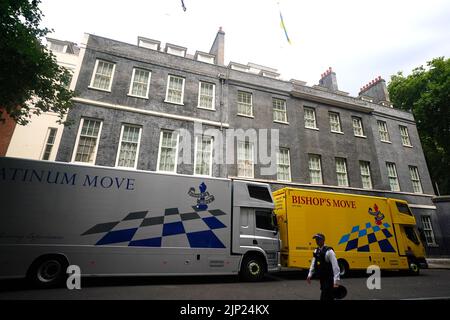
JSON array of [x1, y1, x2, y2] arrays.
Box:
[[427, 257, 450, 269]]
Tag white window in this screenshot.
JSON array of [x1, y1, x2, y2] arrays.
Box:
[[421, 216, 437, 246], [116, 125, 142, 169], [378, 120, 391, 142], [359, 161, 373, 189], [129, 68, 151, 98], [237, 141, 254, 178], [138, 39, 159, 50], [277, 148, 291, 182], [194, 136, 213, 176], [157, 130, 179, 173], [409, 166, 423, 193], [196, 54, 215, 64], [237, 91, 253, 117], [329, 112, 342, 133], [165, 75, 185, 104], [304, 107, 318, 129], [400, 125, 412, 147], [386, 162, 400, 191], [272, 98, 288, 123], [308, 154, 323, 184], [41, 128, 58, 160], [335, 157, 349, 187], [89, 60, 115, 91], [49, 42, 65, 53], [197, 82, 215, 110], [167, 46, 186, 57], [72, 118, 103, 164], [352, 117, 365, 137]]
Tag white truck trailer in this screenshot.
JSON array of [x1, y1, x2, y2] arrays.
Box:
[[0, 157, 280, 287]]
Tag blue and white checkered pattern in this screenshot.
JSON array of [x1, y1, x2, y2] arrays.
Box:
[[338, 222, 396, 253], [81, 207, 227, 248]]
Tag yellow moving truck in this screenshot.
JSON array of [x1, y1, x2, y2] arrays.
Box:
[[274, 187, 428, 275]]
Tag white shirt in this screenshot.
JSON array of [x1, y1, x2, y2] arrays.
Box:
[[308, 246, 341, 284]]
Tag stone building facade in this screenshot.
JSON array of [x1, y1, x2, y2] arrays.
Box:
[[55, 30, 445, 255]]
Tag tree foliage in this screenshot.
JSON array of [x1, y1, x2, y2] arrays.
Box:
[[0, 0, 74, 125], [388, 57, 450, 195]]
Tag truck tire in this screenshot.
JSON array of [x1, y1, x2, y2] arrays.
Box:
[[338, 259, 349, 278], [27, 255, 69, 289], [408, 261, 420, 276], [240, 255, 266, 282]]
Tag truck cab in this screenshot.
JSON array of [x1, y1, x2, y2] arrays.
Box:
[[389, 199, 428, 273], [232, 180, 281, 281]]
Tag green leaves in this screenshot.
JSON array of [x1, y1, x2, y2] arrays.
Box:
[[0, 0, 74, 125], [388, 57, 450, 194]]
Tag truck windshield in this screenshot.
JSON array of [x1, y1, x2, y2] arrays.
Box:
[[404, 226, 420, 245], [256, 210, 277, 231], [396, 202, 413, 216]]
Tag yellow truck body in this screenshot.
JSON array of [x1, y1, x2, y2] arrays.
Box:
[[273, 187, 428, 274]]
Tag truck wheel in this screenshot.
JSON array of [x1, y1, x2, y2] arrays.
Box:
[[338, 259, 349, 278], [27, 255, 69, 289], [408, 261, 420, 276], [240, 255, 266, 282]]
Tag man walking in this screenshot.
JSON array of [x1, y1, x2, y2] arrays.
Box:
[[307, 233, 341, 300]]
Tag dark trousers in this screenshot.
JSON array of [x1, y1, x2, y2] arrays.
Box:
[[320, 288, 334, 300], [320, 277, 335, 301]]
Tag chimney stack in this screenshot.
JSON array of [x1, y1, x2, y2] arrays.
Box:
[[209, 27, 225, 66], [319, 67, 338, 91], [358, 76, 390, 105]]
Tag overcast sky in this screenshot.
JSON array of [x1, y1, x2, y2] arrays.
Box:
[[40, 0, 450, 96]]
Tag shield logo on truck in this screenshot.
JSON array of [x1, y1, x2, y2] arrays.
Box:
[[188, 182, 215, 211], [368, 204, 385, 226]]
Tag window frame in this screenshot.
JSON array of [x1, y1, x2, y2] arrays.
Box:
[[277, 148, 291, 182], [273, 98, 288, 124], [89, 59, 116, 92], [304, 107, 318, 130], [421, 216, 437, 246], [335, 157, 349, 187], [399, 125, 413, 147], [115, 124, 142, 169], [71, 118, 103, 164], [386, 162, 400, 191], [193, 135, 214, 177], [378, 120, 391, 143], [41, 127, 58, 160], [237, 91, 254, 118], [352, 116, 366, 137], [128, 67, 151, 99], [164, 75, 185, 105], [197, 81, 216, 110], [237, 140, 254, 178], [156, 130, 179, 173], [308, 154, 323, 184], [329, 112, 343, 134], [409, 165, 423, 194], [359, 161, 373, 189]]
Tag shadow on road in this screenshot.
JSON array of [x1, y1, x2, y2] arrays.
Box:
[[0, 268, 428, 292], [0, 274, 241, 292]]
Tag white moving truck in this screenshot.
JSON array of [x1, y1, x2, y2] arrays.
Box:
[[0, 157, 280, 287]]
